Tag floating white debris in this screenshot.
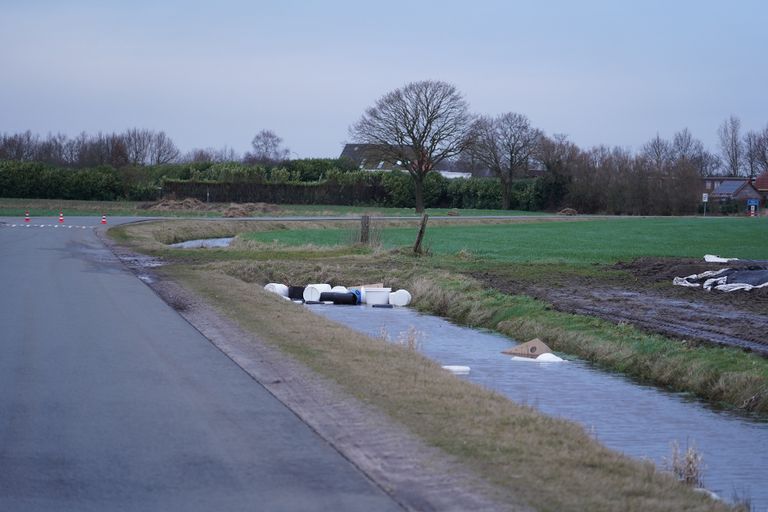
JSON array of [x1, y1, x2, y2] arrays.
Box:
[[535, 352, 564, 362], [510, 353, 565, 363], [442, 365, 470, 375]]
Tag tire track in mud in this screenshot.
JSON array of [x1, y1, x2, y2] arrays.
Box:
[[539, 287, 768, 355], [472, 269, 768, 356]]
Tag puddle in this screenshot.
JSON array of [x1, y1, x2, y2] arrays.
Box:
[[310, 304, 768, 508], [170, 237, 234, 249]]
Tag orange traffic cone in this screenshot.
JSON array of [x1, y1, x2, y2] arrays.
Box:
[[101, 215, 107, 225], [58, 211, 64, 223], [24, 210, 30, 223]]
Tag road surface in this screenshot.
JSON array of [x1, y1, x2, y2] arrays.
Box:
[[0, 217, 402, 511]]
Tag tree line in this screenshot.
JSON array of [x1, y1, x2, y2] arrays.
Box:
[[350, 80, 768, 212]]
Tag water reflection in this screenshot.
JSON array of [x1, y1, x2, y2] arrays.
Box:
[[310, 304, 768, 509]]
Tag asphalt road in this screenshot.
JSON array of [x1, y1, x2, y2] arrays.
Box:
[[0, 217, 402, 512]]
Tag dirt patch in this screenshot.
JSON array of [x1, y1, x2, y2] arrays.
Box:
[[472, 257, 768, 356], [141, 198, 213, 211], [222, 202, 281, 217]]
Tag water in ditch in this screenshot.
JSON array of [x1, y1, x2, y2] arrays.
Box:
[[309, 304, 768, 509], [169, 237, 234, 249]]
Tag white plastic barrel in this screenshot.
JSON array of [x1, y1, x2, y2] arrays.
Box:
[[389, 289, 412, 306], [264, 283, 289, 297], [303, 283, 332, 302], [363, 287, 391, 305], [330, 285, 349, 293]]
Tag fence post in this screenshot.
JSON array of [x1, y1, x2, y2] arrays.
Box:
[[413, 213, 429, 254], [360, 215, 370, 244]]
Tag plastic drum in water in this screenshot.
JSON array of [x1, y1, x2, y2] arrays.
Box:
[[389, 289, 412, 306], [363, 287, 391, 305], [303, 284, 332, 302]]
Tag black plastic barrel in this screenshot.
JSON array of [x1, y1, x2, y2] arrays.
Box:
[[287, 286, 305, 300], [318, 291, 359, 305]]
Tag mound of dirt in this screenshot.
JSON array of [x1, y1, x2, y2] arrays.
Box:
[[222, 203, 281, 217], [143, 198, 212, 211], [557, 208, 578, 216]]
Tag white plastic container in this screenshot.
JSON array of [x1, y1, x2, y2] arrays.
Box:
[[363, 287, 391, 305], [264, 283, 289, 297], [330, 285, 349, 293], [303, 283, 332, 302], [442, 365, 470, 375], [389, 289, 412, 307]]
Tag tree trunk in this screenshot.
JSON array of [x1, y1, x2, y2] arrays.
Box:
[[501, 180, 512, 210], [413, 175, 425, 213]]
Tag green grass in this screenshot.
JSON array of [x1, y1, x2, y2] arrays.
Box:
[[243, 217, 768, 264]]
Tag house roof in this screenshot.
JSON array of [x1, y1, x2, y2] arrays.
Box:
[[755, 172, 768, 191], [712, 180, 747, 195], [712, 180, 761, 200]]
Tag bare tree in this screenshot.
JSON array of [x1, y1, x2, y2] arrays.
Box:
[[124, 128, 154, 166], [245, 129, 290, 165], [640, 133, 672, 172], [671, 128, 704, 163], [0, 130, 38, 161], [350, 80, 474, 212], [718, 115, 743, 176], [743, 128, 768, 178], [148, 131, 180, 165], [181, 145, 236, 164], [536, 133, 580, 173], [471, 112, 542, 209]]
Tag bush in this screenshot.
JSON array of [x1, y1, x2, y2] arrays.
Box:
[[0, 161, 123, 200]]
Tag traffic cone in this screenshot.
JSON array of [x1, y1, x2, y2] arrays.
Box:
[[59, 211, 64, 223], [24, 210, 30, 223], [101, 215, 107, 225]]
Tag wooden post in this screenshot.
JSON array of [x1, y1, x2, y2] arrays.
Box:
[[413, 213, 429, 254], [360, 215, 370, 244]]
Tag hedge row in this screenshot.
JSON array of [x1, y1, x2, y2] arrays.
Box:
[[162, 170, 527, 210], [0, 161, 125, 200], [1, 160, 560, 211]]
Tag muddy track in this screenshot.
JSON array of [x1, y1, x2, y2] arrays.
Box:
[[534, 286, 768, 355], [472, 258, 768, 356]]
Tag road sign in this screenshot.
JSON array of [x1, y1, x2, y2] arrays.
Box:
[[702, 193, 709, 203], [747, 198, 759, 206]]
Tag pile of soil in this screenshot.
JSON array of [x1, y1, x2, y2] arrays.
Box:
[[557, 208, 578, 216], [142, 198, 213, 211], [471, 257, 768, 355], [222, 203, 281, 217]]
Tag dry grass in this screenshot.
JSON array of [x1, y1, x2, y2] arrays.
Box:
[[665, 440, 705, 488], [166, 266, 727, 512]]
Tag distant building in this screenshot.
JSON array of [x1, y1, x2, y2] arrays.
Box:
[[708, 178, 761, 204], [339, 143, 478, 179], [755, 171, 768, 207]]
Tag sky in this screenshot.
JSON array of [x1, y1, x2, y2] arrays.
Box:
[[1, 0, 767, 158]]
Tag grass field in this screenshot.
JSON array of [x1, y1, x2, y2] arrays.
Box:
[[243, 217, 768, 264]]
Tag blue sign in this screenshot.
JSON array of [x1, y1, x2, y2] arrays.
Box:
[[747, 199, 760, 206]]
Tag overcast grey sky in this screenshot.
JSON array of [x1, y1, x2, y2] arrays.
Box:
[[1, 0, 766, 158]]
